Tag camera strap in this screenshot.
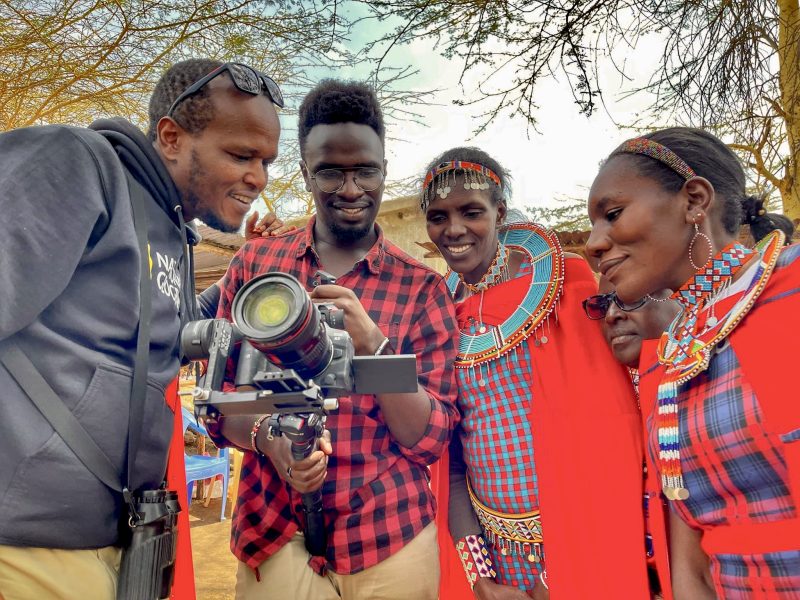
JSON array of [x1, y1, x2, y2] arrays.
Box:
[[122, 170, 152, 520], [0, 169, 152, 509]]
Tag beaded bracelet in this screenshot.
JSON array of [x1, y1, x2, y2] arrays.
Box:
[[250, 414, 269, 456], [455, 534, 496, 589]]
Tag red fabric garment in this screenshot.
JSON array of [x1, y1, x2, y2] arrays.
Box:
[[435, 256, 651, 599], [638, 338, 673, 600], [164, 379, 197, 600], [639, 244, 800, 598]]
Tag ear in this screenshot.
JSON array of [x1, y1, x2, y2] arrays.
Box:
[[383, 158, 388, 176], [496, 201, 507, 226], [683, 176, 714, 225], [299, 160, 312, 192], [155, 116, 187, 163]]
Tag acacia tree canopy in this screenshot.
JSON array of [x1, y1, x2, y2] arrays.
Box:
[[359, 0, 800, 221], [0, 0, 431, 216]]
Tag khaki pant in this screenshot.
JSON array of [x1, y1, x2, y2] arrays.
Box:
[[0, 545, 121, 600], [236, 523, 440, 600]]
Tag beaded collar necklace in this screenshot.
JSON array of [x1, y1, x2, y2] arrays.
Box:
[[458, 242, 510, 294], [655, 232, 784, 501], [446, 223, 564, 374], [674, 242, 754, 309]]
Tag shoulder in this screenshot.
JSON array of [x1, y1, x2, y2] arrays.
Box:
[[2, 124, 114, 162], [0, 125, 121, 210], [230, 227, 305, 274], [382, 237, 445, 280], [240, 227, 304, 255], [777, 242, 800, 269]]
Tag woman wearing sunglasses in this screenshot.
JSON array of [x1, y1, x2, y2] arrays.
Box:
[[586, 127, 800, 599], [586, 281, 681, 599], [424, 147, 651, 600]]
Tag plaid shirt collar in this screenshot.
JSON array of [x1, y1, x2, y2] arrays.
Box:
[[297, 215, 386, 276]]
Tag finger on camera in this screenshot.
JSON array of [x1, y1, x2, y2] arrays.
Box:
[[310, 284, 352, 300], [319, 432, 333, 455]]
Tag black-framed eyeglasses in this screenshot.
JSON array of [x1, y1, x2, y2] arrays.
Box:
[[306, 165, 385, 194], [167, 62, 284, 117], [582, 292, 647, 320]]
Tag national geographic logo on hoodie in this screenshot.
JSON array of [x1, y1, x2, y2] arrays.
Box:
[[152, 246, 181, 310]]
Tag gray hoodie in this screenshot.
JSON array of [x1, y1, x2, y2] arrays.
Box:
[[0, 118, 197, 548]]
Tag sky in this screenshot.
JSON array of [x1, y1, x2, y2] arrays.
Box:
[[325, 16, 666, 218]]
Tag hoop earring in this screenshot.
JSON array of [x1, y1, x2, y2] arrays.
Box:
[[688, 222, 712, 270]]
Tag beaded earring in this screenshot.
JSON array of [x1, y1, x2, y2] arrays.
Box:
[[688, 222, 713, 271]]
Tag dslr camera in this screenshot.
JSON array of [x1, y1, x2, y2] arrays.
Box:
[[180, 272, 417, 555]]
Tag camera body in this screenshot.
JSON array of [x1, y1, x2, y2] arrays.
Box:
[[180, 272, 419, 557], [235, 308, 353, 399]]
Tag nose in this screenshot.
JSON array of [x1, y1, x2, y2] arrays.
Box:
[[604, 298, 626, 325], [585, 222, 611, 263], [337, 172, 362, 200], [444, 217, 467, 239], [244, 161, 268, 192]]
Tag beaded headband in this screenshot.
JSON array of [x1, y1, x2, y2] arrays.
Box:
[[611, 137, 696, 181], [421, 160, 503, 211]]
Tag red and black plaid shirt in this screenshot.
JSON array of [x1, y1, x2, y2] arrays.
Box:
[[211, 217, 459, 575]]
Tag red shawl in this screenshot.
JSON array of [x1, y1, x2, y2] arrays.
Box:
[[433, 256, 651, 599], [164, 379, 197, 600], [639, 246, 800, 598]]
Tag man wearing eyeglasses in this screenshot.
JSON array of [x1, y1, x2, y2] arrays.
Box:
[[0, 58, 281, 599], [206, 80, 459, 600]]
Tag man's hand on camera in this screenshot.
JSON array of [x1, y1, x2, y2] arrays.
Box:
[[244, 210, 296, 241], [310, 284, 386, 355], [260, 430, 332, 494]]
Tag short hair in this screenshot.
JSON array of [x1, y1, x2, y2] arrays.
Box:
[[297, 79, 385, 154], [421, 146, 512, 208], [147, 58, 223, 142]]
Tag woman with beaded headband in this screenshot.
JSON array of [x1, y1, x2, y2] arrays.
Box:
[[424, 147, 651, 600], [586, 127, 800, 599]]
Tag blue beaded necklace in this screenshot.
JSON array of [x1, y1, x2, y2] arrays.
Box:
[[446, 222, 564, 368]]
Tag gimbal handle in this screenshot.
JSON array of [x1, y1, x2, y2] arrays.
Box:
[[267, 413, 327, 557]]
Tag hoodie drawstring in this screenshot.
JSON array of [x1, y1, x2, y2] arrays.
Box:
[[174, 204, 199, 325]]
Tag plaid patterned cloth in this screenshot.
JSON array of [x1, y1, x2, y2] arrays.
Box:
[[210, 218, 459, 575], [456, 260, 544, 592], [647, 343, 800, 597]]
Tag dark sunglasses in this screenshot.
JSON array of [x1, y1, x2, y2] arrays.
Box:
[[582, 292, 647, 320], [167, 62, 284, 117]]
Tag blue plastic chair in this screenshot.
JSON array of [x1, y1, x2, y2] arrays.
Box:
[[182, 407, 229, 521]]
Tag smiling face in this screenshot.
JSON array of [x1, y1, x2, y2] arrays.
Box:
[[598, 277, 680, 368], [301, 122, 385, 245], [586, 157, 696, 303], [425, 180, 506, 283], [161, 79, 281, 232]]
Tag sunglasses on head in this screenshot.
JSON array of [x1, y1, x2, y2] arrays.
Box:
[[582, 292, 647, 320], [167, 62, 284, 117]]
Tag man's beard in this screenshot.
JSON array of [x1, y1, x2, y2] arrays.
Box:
[[183, 150, 239, 233], [328, 219, 373, 244]]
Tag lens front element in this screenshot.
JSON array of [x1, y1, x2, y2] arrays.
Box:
[[246, 284, 293, 329]]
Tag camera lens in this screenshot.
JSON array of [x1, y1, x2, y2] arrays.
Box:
[[232, 273, 333, 379], [243, 283, 293, 329]]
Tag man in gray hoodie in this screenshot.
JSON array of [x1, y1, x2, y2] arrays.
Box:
[[0, 58, 281, 599]]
